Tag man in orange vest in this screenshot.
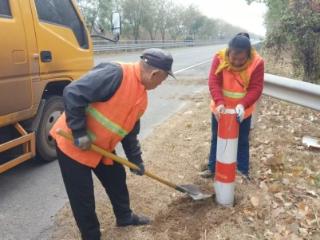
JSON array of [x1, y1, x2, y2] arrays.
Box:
[[50, 48, 174, 240], [200, 33, 264, 179]]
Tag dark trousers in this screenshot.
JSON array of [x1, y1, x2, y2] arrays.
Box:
[[56, 147, 132, 240], [208, 114, 252, 175]]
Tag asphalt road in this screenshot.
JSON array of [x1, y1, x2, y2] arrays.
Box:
[[0, 44, 225, 240]]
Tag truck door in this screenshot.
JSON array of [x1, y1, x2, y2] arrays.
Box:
[[0, 0, 38, 117], [30, 0, 93, 82]]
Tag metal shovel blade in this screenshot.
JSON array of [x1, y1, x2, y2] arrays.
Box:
[[178, 184, 213, 201]]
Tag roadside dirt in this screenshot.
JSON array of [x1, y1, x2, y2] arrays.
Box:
[[51, 82, 320, 240]]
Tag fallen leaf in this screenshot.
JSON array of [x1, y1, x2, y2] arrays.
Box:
[[306, 190, 318, 198], [273, 233, 283, 240], [269, 183, 282, 193], [272, 207, 285, 218], [250, 196, 260, 207], [264, 229, 273, 238], [272, 201, 279, 209], [274, 192, 285, 202], [298, 228, 308, 237], [284, 202, 293, 208], [291, 166, 304, 177], [282, 178, 290, 185], [288, 233, 303, 240], [259, 181, 268, 191]]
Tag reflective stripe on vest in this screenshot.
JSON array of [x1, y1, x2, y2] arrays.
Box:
[[222, 89, 246, 99], [49, 62, 148, 168], [86, 106, 128, 138]]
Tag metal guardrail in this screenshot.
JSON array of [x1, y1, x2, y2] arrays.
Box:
[[93, 39, 224, 52], [264, 73, 320, 111]]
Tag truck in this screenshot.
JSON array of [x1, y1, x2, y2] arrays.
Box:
[[0, 0, 120, 173]]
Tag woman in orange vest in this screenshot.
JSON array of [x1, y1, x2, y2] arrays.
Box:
[[50, 48, 174, 240], [200, 33, 264, 179]]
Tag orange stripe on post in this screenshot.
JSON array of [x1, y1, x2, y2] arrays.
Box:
[[215, 161, 237, 183], [218, 113, 239, 139]]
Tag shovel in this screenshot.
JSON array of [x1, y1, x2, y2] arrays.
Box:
[[57, 129, 213, 201]]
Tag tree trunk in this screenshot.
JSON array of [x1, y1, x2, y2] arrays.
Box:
[[148, 30, 154, 40], [160, 29, 165, 42], [133, 24, 139, 43]]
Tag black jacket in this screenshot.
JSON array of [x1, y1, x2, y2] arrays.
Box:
[[62, 62, 143, 164]]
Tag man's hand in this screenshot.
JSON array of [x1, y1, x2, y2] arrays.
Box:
[[214, 104, 225, 121], [130, 162, 145, 176], [235, 104, 245, 123], [74, 135, 91, 150]]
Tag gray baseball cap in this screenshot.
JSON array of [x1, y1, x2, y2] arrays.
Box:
[[140, 48, 175, 78]]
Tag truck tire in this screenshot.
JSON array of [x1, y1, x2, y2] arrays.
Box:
[[36, 96, 64, 162]]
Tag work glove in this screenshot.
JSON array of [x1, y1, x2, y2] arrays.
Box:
[[235, 104, 245, 123], [130, 161, 145, 176], [214, 104, 225, 121], [74, 134, 91, 150]]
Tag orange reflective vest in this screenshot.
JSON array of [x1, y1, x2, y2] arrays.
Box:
[[50, 63, 147, 168], [211, 50, 262, 119]]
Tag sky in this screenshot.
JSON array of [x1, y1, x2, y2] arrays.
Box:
[[174, 0, 268, 36]]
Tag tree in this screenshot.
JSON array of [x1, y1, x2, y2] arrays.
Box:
[[96, 0, 114, 32], [247, 0, 320, 83], [77, 0, 99, 32], [155, 0, 175, 41], [142, 0, 158, 40], [181, 5, 202, 40], [167, 5, 185, 40], [122, 0, 146, 41], [283, 0, 320, 82], [77, 0, 259, 43], [77, 0, 113, 34], [198, 17, 217, 40], [214, 20, 246, 40]]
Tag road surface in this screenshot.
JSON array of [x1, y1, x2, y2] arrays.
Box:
[[0, 45, 224, 240]]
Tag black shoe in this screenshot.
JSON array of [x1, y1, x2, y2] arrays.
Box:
[[117, 213, 151, 227], [199, 169, 214, 178], [237, 170, 251, 182], [199, 163, 209, 171]]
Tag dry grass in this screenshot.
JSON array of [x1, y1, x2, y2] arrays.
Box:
[[51, 91, 320, 240]]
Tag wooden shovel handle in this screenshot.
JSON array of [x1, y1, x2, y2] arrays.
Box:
[[56, 129, 181, 192]]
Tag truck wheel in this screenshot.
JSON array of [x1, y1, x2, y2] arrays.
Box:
[[36, 96, 64, 162]]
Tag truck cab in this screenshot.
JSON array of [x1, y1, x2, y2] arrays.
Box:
[[0, 0, 93, 173]]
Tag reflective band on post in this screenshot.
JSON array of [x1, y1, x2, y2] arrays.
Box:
[[218, 113, 238, 139], [215, 162, 236, 183], [86, 106, 128, 138], [223, 89, 246, 99]]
